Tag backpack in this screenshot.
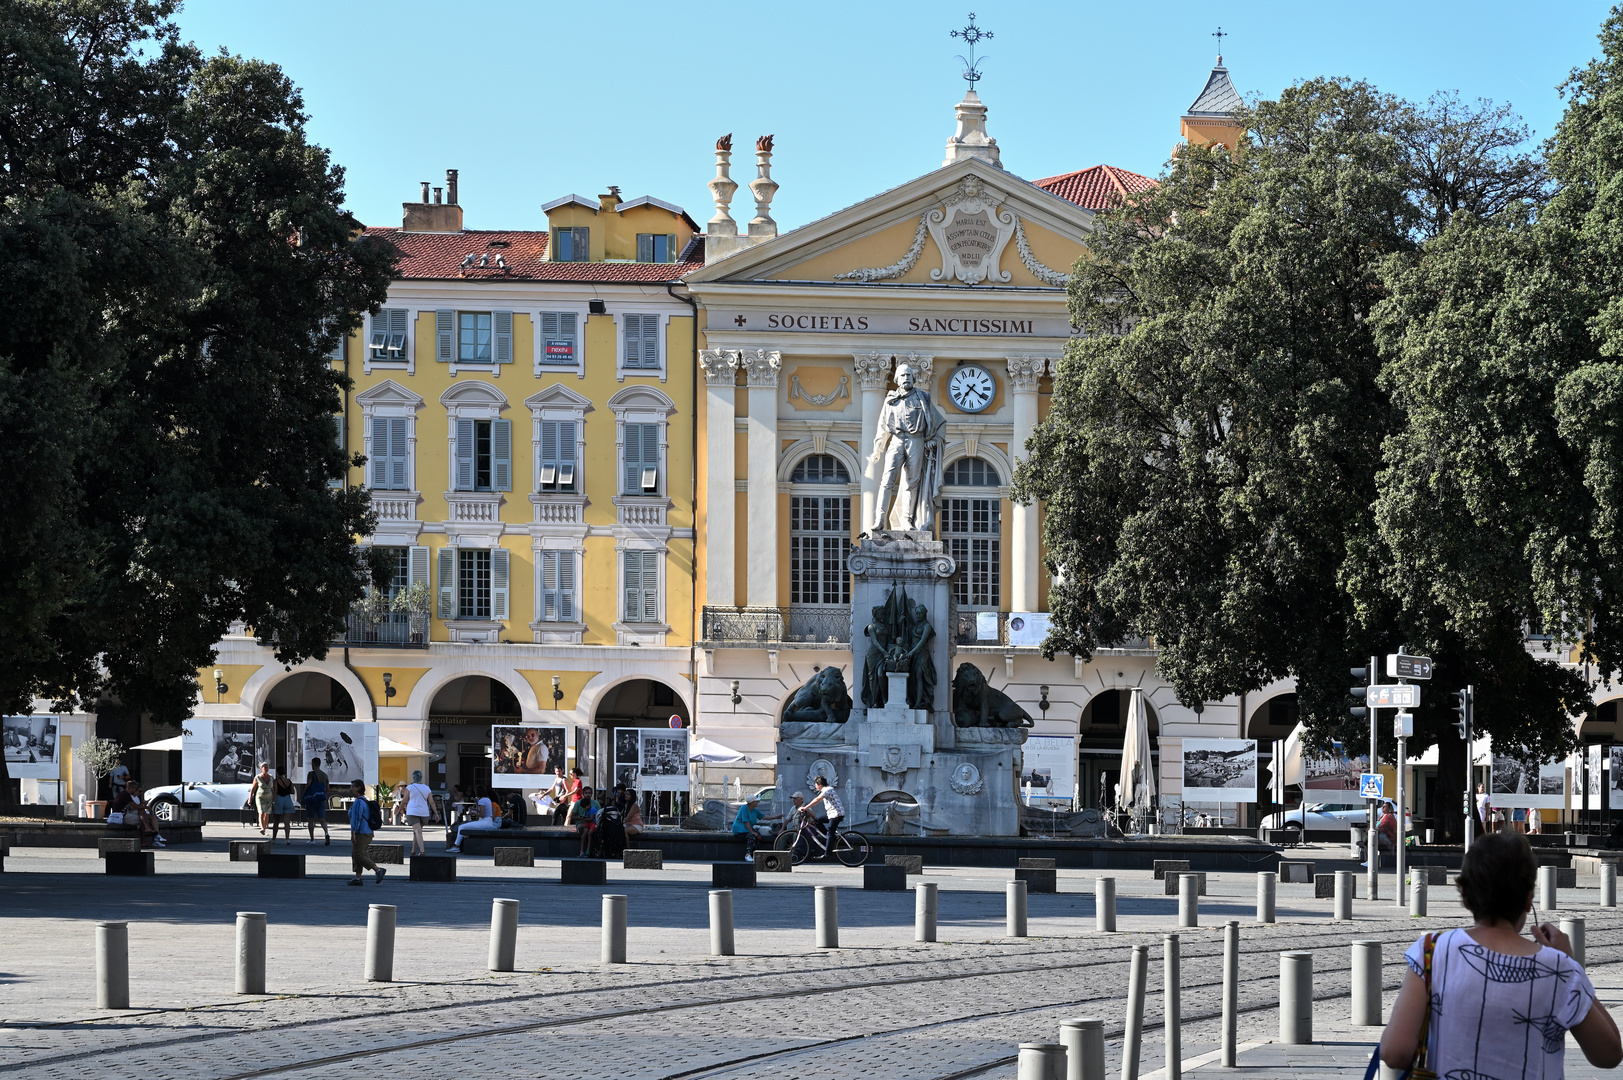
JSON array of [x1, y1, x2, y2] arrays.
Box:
[[367, 798, 383, 831]]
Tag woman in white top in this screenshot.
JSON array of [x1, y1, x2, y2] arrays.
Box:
[[402, 770, 438, 856], [1381, 831, 1620, 1078]]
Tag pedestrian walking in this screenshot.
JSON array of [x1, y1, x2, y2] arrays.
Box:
[[303, 757, 331, 845], [403, 770, 438, 856], [271, 769, 297, 844], [249, 762, 273, 835], [346, 779, 386, 886]]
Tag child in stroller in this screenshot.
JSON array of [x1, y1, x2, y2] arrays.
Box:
[[596, 801, 627, 858]]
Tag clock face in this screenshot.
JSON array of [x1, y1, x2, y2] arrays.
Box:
[[947, 365, 996, 413]]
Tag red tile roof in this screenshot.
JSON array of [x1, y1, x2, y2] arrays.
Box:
[[365, 227, 703, 282], [1034, 165, 1158, 211]]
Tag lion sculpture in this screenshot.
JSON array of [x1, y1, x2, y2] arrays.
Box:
[[951, 663, 1033, 728], [782, 666, 853, 725]]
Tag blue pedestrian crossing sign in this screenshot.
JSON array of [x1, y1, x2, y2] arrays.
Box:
[[1359, 773, 1385, 799]]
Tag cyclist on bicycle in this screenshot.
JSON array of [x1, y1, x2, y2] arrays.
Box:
[[801, 776, 843, 860]]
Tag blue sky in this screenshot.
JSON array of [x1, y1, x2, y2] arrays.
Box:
[[174, 0, 1616, 234]]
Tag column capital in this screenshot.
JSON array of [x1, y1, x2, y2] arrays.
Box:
[[1006, 354, 1051, 392], [699, 348, 739, 386], [740, 349, 782, 387], [852, 351, 892, 391], [895, 351, 934, 383]]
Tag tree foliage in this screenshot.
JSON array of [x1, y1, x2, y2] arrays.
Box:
[[0, 1, 394, 788]]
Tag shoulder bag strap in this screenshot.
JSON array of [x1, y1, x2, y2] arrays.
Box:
[[1411, 932, 1439, 1074]]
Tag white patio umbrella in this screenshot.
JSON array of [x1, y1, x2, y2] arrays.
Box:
[[688, 738, 747, 763], [379, 736, 428, 756], [130, 736, 182, 752], [1117, 686, 1157, 814]]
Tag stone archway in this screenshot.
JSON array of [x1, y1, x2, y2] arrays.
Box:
[[1076, 688, 1159, 810], [427, 675, 526, 796], [592, 677, 693, 823]]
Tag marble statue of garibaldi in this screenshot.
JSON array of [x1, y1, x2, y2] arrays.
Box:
[[867, 362, 947, 532]]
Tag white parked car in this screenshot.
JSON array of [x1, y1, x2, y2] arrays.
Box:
[[1264, 802, 1408, 832], [145, 782, 252, 820]]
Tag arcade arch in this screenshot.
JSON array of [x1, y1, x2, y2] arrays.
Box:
[[1076, 688, 1160, 810], [428, 675, 525, 794], [590, 677, 691, 819]]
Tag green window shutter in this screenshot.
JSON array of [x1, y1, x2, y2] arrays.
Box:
[[637, 234, 652, 263], [437, 546, 455, 619], [492, 419, 511, 491], [455, 418, 475, 491], [493, 310, 512, 363], [640, 552, 659, 622], [623, 551, 642, 622], [559, 551, 575, 621], [540, 551, 557, 621], [387, 417, 408, 489], [409, 545, 429, 593], [436, 310, 453, 362], [370, 416, 389, 488], [540, 420, 558, 489], [623, 422, 651, 494], [491, 548, 509, 621], [623, 314, 641, 367], [641, 315, 660, 368]]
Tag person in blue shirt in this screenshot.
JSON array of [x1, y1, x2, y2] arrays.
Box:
[[346, 779, 386, 886], [732, 797, 765, 860]]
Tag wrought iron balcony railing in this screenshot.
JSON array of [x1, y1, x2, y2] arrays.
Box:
[[340, 611, 429, 648], [702, 607, 851, 646]]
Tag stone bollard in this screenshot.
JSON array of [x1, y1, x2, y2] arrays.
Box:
[[235, 912, 266, 995], [96, 921, 129, 1009], [1539, 865, 1558, 912], [1257, 871, 1276, 924], [710, 889, 735, 956], [916, 882, 938, 942], [1334, 870, 1355, 920], [1121, 943, 1149, 1080], [1096, 876, 1116, 933], [1561, 916, 1585, 965], [1060, 1017, 1105, 1080], [1410, 881, 1427, 917], [365, 904, 396, 982], [488, 898, 518, 972], [601, 894, 627, 964], [1351, 941, 1382, 1025], [815, 885, 839, 949], [1221, 921, 1239, 1066], [1603, 862, 1617, 908], [1178, 874, 1199, 928], [1018, 1043, 1068, 1080], [1280, 951, 1313, 1044], [1164, 934, 1181, 1080], [1008, 880, 1029, 938]]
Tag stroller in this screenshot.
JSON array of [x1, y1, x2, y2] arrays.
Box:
[[596, 803, 627, 858]]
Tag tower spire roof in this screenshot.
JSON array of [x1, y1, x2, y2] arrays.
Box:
[[1185, 45, 1241, 118]]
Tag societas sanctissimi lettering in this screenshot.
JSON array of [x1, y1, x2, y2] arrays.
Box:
[[760, 313, 1039, 334], [766, 314, 872, 330], [906, 316, 1034, 334]]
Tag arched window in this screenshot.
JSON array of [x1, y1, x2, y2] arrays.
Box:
[[791, 454, 850, 484], [942, 457, 1001, 609], [789, 455, 851, 610]]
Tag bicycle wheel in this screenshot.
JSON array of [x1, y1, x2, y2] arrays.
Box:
[[790, 829, 814, 866], [835, 830, 871, 867], [773, 828, 797, 852]]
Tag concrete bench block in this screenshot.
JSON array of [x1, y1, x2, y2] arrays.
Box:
[[369, 844, 405, 865], [754, 849, 793, 873], [560, 858, 606, 886], [229, 839, 268, 862], [864, 863, 908, 891], [1153, 860, 1191, 881], [1554, 867, 1577, 889], [1279, 860, 1315, 884], [1314, 873, 1337, 898], [1409, 865, 1447, 886], [410, 855, 458, 882], [257, 852, 305, 879], [97, 837, 143, 857], [713, 861, 758, 888], [1017, 867, 1058, 893], [493, 847, 534, 867], [105, 850, 155, 876], [1164, 871, 1206, 896], [622, 848, 663, 870], [885, 854, 924, 875], [1018, 857, 1057, 870]]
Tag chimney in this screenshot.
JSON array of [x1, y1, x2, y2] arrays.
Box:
[[707, 134, 738, 238], [403, 171, 464, 232], [598, 185, 622, 213], [942, 90, 1001, 168], [747, 134, 778, 239]]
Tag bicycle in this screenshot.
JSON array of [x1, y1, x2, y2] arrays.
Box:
[[774, 812, 870, 866]]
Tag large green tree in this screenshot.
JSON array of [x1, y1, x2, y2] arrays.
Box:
[[1015, 72, 1583, 839], [0, 0, 394, 803]]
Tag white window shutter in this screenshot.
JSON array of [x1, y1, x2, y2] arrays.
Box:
[[409, 545, 429, 592], [493, 310, 512, 363], [437, 546, 455, 619], [492, 419, 511, 490], [436, 310, 454, 361], [559, 551, 575, 621], [454, 418, 475, 490], [491, 548, 509, 620], [387, 417, 408, 489]]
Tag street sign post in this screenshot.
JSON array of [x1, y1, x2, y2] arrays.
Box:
[[1386, 654, 1434, 680], [1367, 685, 1421, 708]]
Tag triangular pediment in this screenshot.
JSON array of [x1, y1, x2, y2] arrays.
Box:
[[686, 157, 1091, 289]]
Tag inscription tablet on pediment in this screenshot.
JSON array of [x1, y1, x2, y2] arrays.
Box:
[[926, 177, 1015, 285]]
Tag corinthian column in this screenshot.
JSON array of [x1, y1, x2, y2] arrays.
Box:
[[1007, 355, 1046, 612], [700, 349, 739, 606], [853, 352, 892, 528], [740, 349, 782, 606]]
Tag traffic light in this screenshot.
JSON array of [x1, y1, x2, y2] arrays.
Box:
[[1349, 666, 1369, 720], [1452, 689, 1470, 740]]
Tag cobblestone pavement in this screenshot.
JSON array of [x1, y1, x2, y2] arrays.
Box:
[[3, 836, 1621, 1079]]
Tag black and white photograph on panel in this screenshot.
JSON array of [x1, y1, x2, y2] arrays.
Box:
[[1591, 745, 1604, 800], [615, 763, 640, 789], [615, 728, 640, 764], [1611, 747, 1623, 803], [638, 729, 689, 792], [299, 721, 378, 787], [1180, 738, 1258, 804], [285, 722, 303, 777], [253, 719, 276, 776], [213, 719, 256, 784], [2, 715, 60, 778], [1489, 750, 1568, 808]]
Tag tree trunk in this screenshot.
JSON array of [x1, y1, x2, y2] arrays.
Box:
[[0, 754, 14, 814], [1435, 727, 1467, 843]]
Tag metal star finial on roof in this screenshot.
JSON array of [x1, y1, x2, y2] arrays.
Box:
[[951, 13, 993, 88], [1212, 26, 1227, 63]]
